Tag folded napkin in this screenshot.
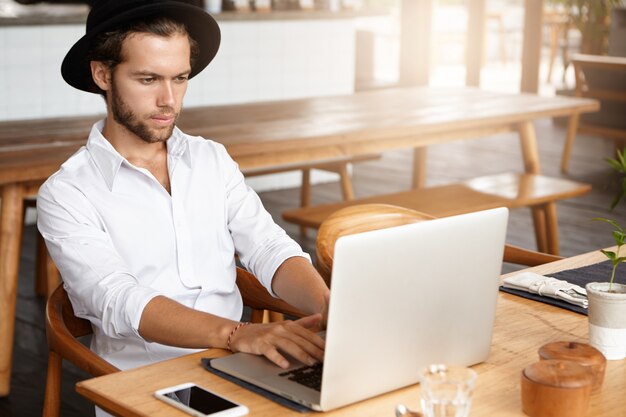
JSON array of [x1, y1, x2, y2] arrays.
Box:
[[502, 272, 588, 308]]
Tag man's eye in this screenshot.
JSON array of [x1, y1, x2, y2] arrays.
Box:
[[140, 78, 155, 84], [175, 76, 188, 83]]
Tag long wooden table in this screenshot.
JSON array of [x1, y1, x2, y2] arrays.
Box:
[[0, 87, 599, 396], [75, 249, 624, 416]]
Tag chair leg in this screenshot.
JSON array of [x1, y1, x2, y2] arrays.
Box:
[[561, 112, 580, 174], [299, 169, 311, 237], [43, 351, 62, 417], [267, 311, 284, 322], [250, 309, 264, 323]]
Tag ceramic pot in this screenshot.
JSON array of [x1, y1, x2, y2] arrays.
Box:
[[586, 282, 626, 360]]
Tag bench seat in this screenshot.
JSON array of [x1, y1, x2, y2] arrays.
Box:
[[282, 172, 591, 254]]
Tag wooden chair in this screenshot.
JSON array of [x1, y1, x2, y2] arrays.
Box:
[[43, 267, 305, 417], [561, 53, 626, 173], [315, 204, 563, 285]]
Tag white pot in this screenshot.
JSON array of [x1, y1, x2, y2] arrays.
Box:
[[586, 282, 626, 360]]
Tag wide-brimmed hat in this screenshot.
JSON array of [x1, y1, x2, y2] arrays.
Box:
[[61, 0, 220, 93]]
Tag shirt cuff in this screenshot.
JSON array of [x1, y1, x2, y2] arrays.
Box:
[[125, 287, 164, 339]]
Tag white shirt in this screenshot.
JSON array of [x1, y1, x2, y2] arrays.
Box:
[[37, 120, 309, 370]]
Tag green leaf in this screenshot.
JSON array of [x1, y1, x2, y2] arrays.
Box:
[[617, 148, 626, 169], [616, 257, 626, 264], [606, 157, 624, 172], [601, 249, 617, 260], [593, 217, 621, 229]]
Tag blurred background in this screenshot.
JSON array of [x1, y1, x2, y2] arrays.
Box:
[[1, 0, 625, 415]]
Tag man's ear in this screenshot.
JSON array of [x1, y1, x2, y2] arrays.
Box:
[[90, 61, 112, 92]]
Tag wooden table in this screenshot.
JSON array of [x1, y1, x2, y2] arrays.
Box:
[[75, 249, 624, 417], [0, 87, 599, 396]]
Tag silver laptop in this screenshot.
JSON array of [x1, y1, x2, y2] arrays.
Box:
[[211, 207, 509, 411]]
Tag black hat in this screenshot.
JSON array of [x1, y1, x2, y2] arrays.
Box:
[[61, 0, 220, 93]]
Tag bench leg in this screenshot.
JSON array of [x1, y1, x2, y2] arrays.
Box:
[[337, 163, 355, 201], [299, 169, 311, 237], [561, 112, 580, 174], [517, 121, 541, 174], [543, 202, 560, 256], [412, 147, 427, 189], [531, 207, 548, 254]]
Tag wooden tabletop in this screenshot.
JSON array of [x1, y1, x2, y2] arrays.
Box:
[[0, 87, 598, 184], [76, 249, 624, 417]]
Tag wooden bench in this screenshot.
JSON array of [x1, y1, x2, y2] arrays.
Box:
[[282, 172, 591, 255]]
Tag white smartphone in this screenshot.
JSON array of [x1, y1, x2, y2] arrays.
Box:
[[154, 382, 248, 417]]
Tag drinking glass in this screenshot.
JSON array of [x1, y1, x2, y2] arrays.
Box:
[[418, 364, 477, 417]]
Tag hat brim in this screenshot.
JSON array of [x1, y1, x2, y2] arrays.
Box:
[[61, 3, 220, 93]]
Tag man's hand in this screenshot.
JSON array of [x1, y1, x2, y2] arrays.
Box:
[[229, 314, 325, 369]]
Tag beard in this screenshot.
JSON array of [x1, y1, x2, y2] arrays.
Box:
[[110, 79, 179, 144]]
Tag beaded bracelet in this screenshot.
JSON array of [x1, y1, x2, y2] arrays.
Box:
[[227, 322, 249, 352]]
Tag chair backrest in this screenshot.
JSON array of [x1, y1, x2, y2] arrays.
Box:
[[46, 285, 119, 378], [315, 204, 562, 284], [316, 204, 435, 284]]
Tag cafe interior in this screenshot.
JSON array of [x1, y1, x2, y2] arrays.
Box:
[[1, 0, 626, 416]]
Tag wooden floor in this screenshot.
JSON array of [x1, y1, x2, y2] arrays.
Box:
[[1, 118, 624, 416]]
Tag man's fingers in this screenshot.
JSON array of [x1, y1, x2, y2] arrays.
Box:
[[261, 344, 290, 369], [230, 317, 326, 367], [278, 326, 324, 363], [294, 313, 325, 335]]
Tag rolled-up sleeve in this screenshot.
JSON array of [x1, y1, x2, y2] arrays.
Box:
[[37, 179, 162, 339], [218, 145, 310, 295]]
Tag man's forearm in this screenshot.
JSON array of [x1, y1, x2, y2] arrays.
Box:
[[271, 256, 330, 317], [138, 296, 237, 349]]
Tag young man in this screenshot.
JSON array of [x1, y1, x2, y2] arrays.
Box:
[[37, 0, 329, 378]]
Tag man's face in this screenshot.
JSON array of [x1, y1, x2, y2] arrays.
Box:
[[108, 32, 191, 144]]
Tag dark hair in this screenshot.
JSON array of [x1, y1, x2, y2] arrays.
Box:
[[86, 16, 200, 96]]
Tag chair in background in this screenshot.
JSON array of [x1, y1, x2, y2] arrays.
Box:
[[43, 267, 304, 417], [560, 53, 626, 173], [315, 204, 562, 285], [560, 8, 626, 173]]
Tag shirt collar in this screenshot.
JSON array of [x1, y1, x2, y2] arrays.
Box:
[[86, 119, 192, 191]]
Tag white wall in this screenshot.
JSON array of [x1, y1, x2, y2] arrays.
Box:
[[0, 19, 355, 119], [0, 18, 356, 191]]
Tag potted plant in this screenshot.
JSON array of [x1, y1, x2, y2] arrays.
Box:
[[586, 148, 626, 360]]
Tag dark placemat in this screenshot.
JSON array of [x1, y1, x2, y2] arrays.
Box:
[[201, 358, 313, 413], [499, 259, 626, 315]]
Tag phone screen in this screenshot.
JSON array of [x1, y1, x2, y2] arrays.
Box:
[[164, 385, 239, 414]]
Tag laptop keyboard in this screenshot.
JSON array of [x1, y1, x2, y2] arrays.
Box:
[[278, 363, 324, 392]]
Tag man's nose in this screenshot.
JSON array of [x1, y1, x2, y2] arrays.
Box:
[[157, 82, 176, 108]]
